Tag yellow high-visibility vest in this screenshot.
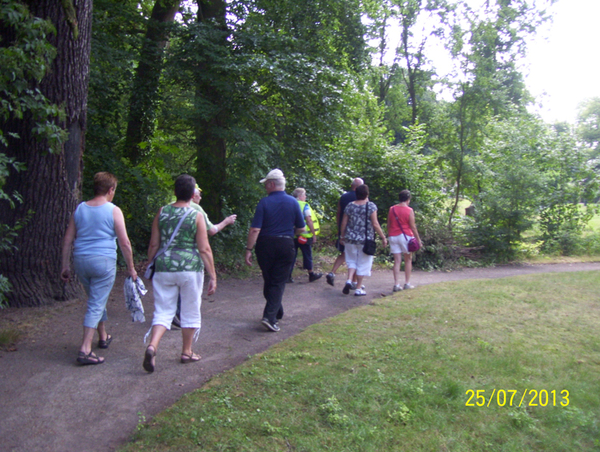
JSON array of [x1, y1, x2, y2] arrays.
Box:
[[297, 200, 320, 238]]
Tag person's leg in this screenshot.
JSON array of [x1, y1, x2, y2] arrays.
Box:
[[149, 272, 180, 343], [80, 326, 97, 355], [355, 274, 364, 287], [354, 249, 373, 295], [302, 239, 321, 281], [343, 244, 359, 294], [181, 327, 198, 358], [178, 271, 203, 329], [75, 255, 116, 358], [147, 324, 168, 351], [393, 253, 402, 287], [331, 253, 345, 274], [404, 252, 413, 284], [143, 324, 167, 372], [288, 239, 300, 282], [256, 237, 294, 325], [301, 240, 313, 272]]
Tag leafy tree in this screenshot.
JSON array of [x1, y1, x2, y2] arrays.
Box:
[[123, 0, 182, 164], [432, 0, 547, 229], [467, 114, 598, 259], [577, 97, 600, 164]]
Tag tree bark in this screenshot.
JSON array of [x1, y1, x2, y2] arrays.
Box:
[[194, 0, 228, 221], [0, 0, 92, 307], [123, 0, 181, 164]]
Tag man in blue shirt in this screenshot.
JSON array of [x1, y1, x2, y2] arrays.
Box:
[[245, 169, 305, 332]]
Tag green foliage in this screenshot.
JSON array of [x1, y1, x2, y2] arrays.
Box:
[[0, 0, 67, 153], [464, 114, 598, 260], [80, 0, 596, 273], [577, 97, 600, 159]]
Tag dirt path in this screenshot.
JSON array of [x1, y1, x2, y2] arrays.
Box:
[[1, 262, 599, 451]]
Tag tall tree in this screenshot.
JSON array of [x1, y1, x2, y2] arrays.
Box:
[[434, 0, 546, 229], [0, 0, 93, 307], [192, 0, 228, 221], [577, 97, 600, 163], [123, 0, 181, 164]]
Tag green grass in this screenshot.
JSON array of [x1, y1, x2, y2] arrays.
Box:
[[0, 328, 21, 350], [123, 272, 600, 451]]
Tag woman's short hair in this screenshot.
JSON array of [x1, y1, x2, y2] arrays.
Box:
[[355, 184, 369, 200], [93, 172, 118, 196], [292, 188, 306, 199], [398, 189, 411, 203], [174, 174, 196, 201]]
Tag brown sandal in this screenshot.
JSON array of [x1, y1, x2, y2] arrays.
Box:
[[143, 345, 156, 373], [98, 335, 113, 349], [180, 352, 201, 364], [77, 351, 105, 365]]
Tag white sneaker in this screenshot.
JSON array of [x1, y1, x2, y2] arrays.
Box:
[[393, 285, 403, 292], [354, 288, 366, 296], [403, 283, 415, 290]]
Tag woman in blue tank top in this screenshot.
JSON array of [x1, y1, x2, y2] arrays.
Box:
[[61, 172, 137, 365]]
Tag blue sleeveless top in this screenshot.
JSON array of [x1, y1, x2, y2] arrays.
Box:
[[73, 202, 117, 258]]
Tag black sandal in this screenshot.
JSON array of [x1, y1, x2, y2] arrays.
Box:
[[143, 345, 156, 373], [98, 335, 113, 349], [77, 351, 105, 365]]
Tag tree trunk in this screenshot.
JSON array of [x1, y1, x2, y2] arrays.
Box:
[[0, 0, 93, 307], [123, 0, 181, 164], [194, 0, 228, 221]]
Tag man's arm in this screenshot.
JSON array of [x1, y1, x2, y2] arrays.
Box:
[[209, 214, 237, 236], [245, 227, 261, 266]]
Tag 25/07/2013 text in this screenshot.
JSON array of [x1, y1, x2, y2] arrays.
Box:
[[465, 389, 569, 407]]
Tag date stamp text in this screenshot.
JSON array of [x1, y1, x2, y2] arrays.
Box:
[[465, 389, 569, 407]]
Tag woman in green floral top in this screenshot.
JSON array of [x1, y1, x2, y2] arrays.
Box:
[[143, 175, 217, 373]]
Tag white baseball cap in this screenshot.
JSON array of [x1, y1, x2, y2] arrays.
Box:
[[259, 168, 285, 184]]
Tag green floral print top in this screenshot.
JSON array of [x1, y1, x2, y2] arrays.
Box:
[[155, 205, 203, 273]]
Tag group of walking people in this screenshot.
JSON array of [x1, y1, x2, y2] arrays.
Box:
[[60, 169, 421, 371]]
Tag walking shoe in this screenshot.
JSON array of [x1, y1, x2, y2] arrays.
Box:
[[354, 288, 367, 296], [393, 285, 403, 292], [342, 281, 353, 295], [403, 283, 415, 290], [326, 272, 335, 286], [261, 318, 280, 332], [309, 272, 323, 282], [171, 315, 181, 329]]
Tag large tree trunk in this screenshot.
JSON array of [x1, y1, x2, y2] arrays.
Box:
[[194, 0, 228, 221], [0, 0, 92, 307], [123, 0, 181, 164]]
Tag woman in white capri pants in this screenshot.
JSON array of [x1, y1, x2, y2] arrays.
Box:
[[143, 174, 217, 373]]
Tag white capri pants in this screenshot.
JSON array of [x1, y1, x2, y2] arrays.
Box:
[[151, 271, 204, 330], [389, 234, 413, 255], [344, 242, 374, 277]]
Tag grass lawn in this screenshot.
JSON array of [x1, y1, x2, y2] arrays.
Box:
[[124, 272, 600, 451]]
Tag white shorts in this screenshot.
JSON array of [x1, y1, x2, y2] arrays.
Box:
[[152, 271, 204, 329], [344, 242, 374, 277], [389, 234, 413, 255]]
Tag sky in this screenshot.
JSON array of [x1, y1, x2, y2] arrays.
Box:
[[523, 0, 600, 124], [380, 0, 599, 125]]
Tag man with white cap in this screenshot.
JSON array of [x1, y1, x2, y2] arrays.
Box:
[[245, 169, 306, 332]]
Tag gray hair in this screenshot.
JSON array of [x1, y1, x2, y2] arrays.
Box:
[[271, 178, 286, 190], [292, 188, 305, 199]]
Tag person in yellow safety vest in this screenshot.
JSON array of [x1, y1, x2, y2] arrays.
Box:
[[289, 188, 323, 283]]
